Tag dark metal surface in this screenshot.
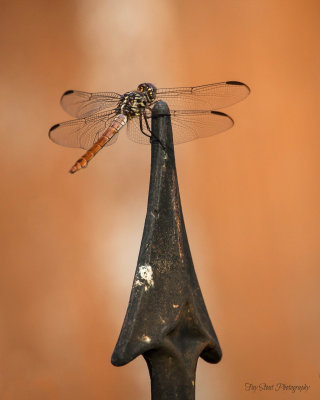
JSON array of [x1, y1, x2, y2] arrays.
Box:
[[112, 101, 222, 399]]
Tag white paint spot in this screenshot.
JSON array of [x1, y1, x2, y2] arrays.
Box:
[[173, 304, 179, 308], [141, 334, 151, 343], [137, 265, 154, 291], [134, 279, 143, 287]]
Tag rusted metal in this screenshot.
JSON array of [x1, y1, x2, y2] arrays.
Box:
[[112, 101, 222, 399]]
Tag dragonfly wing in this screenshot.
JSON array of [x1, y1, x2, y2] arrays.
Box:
[[170, 110, 234, 144], [126, 115, 151, 145], [157, 81, 250, 111], [60, 90, 121, 118], [49, 111, 117, 150], [106, 130, 120, 146], [126, 109, 234, 145]]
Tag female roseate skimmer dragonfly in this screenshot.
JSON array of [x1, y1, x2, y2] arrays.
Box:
[[49, 81, 250, 174]]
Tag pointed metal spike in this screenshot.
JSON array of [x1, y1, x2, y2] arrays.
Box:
[[112, 101, 222, 399]]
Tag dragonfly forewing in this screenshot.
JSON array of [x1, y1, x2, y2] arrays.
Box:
[[157, 81, 250, 111], [61, 90, 121, 118]]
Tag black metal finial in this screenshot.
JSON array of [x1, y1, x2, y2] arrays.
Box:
[[112, 101, 222, 399]]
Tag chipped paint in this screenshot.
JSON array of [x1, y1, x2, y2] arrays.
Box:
[[141, 334, 151, 343], [134, 279, 143, 287], [137, 265, 154, 291]]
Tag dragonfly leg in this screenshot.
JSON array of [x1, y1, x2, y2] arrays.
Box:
[[143, 112, 166, 150], [139, 114, 152, 139]]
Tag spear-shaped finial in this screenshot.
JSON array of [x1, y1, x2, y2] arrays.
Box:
[[112, 101, 222, 400]]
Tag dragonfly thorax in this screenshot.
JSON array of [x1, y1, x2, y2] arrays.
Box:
[[116, 91, 153, 119], [116, 83, 157, 119]]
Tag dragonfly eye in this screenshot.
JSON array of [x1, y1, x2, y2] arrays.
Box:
[[146, 83, 157, 99], [147, 88, 155, 99]]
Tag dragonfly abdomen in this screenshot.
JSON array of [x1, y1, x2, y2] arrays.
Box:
[[69, 114, 127, 174]]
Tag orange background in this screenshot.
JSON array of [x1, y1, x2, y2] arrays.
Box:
[[1, 0, 319, 399]]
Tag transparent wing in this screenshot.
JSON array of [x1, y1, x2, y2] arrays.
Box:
[[157, 81, 250, 111], [170, 110, 234, 144], [60, 90, 121, 118], [49, 111, 119, 150], [126, 114, 152, 145], [127, 109, 234, 145]]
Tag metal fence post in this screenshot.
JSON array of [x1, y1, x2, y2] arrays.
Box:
[[112, 101, 222, 399]]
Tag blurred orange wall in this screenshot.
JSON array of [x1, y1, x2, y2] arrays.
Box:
[[0, 0, 319, 399]]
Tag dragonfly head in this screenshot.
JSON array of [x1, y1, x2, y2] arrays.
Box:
[[137, 83, 157, 102]]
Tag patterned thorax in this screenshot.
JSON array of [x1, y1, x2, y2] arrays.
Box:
[[116, 82, 157, 119]]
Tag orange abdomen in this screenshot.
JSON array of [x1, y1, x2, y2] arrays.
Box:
[[70, 114, 127, 174]]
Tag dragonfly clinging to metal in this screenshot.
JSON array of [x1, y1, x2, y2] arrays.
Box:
[[49, 81, 250, 174]]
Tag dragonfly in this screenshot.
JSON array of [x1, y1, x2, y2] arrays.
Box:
[[49, 81, 250, 174]]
